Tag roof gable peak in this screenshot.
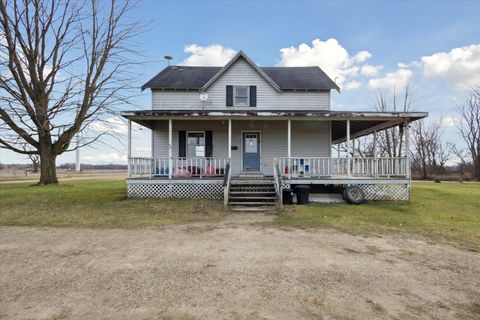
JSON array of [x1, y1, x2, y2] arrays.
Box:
[[201, 51, 282, 92]]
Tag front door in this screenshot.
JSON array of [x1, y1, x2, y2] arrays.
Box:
[[243, 132, 260, 171]]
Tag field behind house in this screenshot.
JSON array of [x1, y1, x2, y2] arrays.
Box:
[[0, 179, 479, 250]]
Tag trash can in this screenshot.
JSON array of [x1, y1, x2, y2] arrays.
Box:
[[282, 189, 294, 205], [294, 185, 310, 204]]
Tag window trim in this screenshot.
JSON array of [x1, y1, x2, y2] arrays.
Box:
[[186, 131, 206, 157], [233, 86, 250, 107]]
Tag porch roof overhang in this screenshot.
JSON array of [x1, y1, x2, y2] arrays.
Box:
[[121, 109, 428, 143]]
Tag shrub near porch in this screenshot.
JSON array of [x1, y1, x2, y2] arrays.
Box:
[[274, 182, 480, 251]]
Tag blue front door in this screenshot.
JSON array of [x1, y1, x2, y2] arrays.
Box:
[[243, 132, 260, 171]]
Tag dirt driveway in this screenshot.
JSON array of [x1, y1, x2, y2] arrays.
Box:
[[1, 215, 479, 320]]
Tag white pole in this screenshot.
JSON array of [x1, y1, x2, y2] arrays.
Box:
[[287, 119, 291, 158], [228, 119, 232, 158], [127, 119, 132, 178], [346, 120, 351, 178], [168, 119, 172, 180], [373, 131, 377, 158], [405, 123, 410, 177], [287, 119, 291, 179], [405, 122, 411, 201], [75, 134, 80, 172]]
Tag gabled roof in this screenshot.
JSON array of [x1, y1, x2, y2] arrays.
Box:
[[141, 51, 340, 91], [200, 51, 282, 92]]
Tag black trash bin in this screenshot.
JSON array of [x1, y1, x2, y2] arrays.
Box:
[[294, 185, 310, 204], [282, 189, 294, 205]]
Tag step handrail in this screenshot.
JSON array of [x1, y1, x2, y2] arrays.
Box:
[[273, 158, 283, 208], [223, 162, 231, 207]]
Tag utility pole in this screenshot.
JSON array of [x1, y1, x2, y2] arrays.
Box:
[[75, 104, 81, 172]]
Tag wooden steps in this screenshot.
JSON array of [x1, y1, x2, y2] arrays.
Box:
[[227, 177, 278, 211]]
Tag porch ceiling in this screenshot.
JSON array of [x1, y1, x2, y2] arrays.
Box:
[[121, 109, 427, 142]]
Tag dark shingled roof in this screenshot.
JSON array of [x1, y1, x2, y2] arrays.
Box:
[[141, 66, 340, 91], [142, 66, 221, 90], [261, 67, 339, 90]]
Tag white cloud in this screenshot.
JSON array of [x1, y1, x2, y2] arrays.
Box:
[[277, 38, 381, 89], [180, 44, 237, 66], [441, 116, 456, 128], [344, 80, 362, 90], [82, 152, 126, 164], [360, 64, 382, 77], [89, 116, 142, 135], [420, 44, 480, 90], [368, 68, 413, 91]]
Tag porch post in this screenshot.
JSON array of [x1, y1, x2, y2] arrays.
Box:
[[405, 122, 410, 178], [287, 119, 291, 179], [373, 130, 378, 177], [405, 122, 411, 201], [127, 119, 132, 178], [346, 119, 351, 178], [228, 119, 232, 158], [168, 119, 172, 180]]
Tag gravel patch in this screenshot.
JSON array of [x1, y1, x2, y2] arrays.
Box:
[[1, 219, 479, 320]]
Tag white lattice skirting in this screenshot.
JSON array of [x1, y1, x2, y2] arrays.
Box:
[[128, 182, 224, 199], [357, 184, 409, 201], [279, 183, 409, 201]]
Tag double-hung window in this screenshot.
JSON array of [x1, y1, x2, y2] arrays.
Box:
[[234, 86, 249, 107], [186, 132, 205, 157]]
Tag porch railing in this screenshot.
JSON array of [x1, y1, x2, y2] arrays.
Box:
[[275, 157, 409, 178], [128, 157, 229, 178]]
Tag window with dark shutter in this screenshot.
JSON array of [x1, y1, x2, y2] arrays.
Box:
[[205, 131, 213, 157], [249, 86, 257, 107], [178, 131, 186, 157], [226, 86, 233, 106]]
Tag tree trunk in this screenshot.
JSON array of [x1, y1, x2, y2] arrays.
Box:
[[38, 140, 58, 185]]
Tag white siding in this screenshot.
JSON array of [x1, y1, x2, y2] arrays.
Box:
[[152, 58, 331, 111], [152, 120, 331, 175]]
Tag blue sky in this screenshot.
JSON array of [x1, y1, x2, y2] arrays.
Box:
[[1, 0, 480, 164]]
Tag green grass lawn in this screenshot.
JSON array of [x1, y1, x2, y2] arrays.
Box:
[[273, 182, 480, 251], [1, 179, 479, 250], [0, 179, 225, 228]]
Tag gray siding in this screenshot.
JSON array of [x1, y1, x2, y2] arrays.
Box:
[[152, 58, 330, 111], [152, 120, 331, 175]]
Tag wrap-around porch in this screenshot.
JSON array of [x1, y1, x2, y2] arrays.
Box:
[[126, 117, 411, 182]]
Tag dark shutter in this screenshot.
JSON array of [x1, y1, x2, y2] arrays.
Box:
[[205, 131, 213, 157], [250, 86, 257, 107], [179, 130, 186, 157], [226, 85, 233, 106]]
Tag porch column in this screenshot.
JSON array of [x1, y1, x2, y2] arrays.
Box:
[[228, 119, 232, 158], [346, 120, 351, 178], [127, 119, 132, 178], [373, 130, 378, 177], [168, 119, 172, 179], [405, 122, 410, 179], [287, 119, 291, 179]]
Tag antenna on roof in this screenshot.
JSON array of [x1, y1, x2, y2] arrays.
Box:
[[164, 55, 173, 66]]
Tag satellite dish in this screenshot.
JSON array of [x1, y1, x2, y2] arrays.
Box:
[[164, 55, 173, 65], [199, 92, 208, 102]]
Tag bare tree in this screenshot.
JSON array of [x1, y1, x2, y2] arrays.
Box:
[[0, 0, 141, 184], [374, 84, 414, 157], [454, 89, 480, 180], [410, 119, 451, 180]]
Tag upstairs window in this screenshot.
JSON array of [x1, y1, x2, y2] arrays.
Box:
[[234, 86, 249, 106]]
